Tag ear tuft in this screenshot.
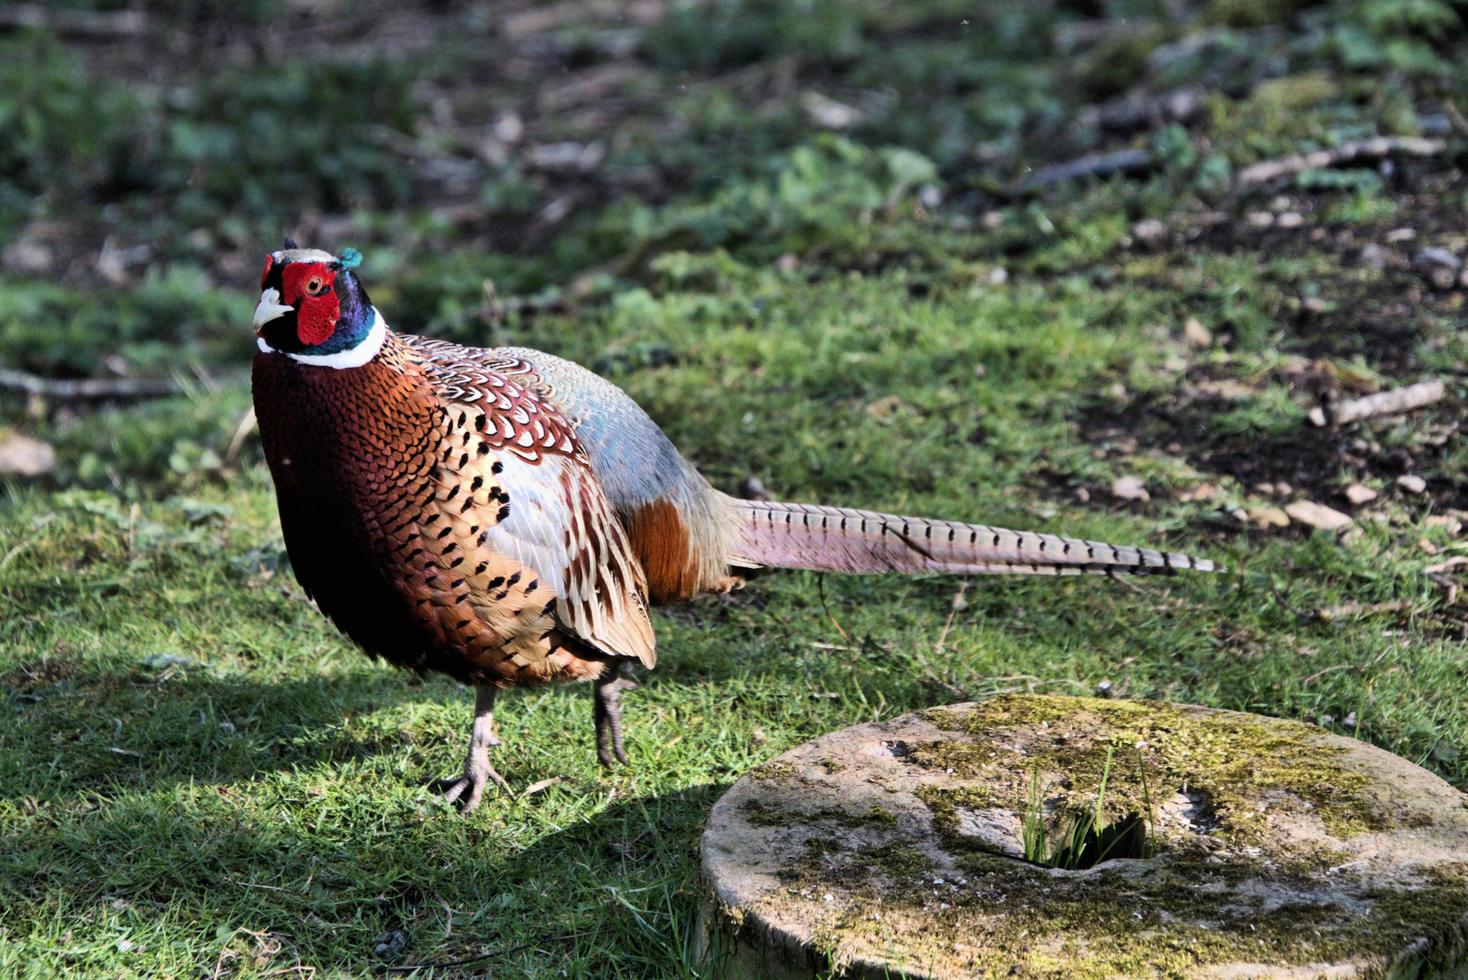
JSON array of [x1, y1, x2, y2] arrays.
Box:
[[332, 247, 363, 271], [282, 236, 299, 250]]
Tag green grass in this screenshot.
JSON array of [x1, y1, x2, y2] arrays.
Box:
[[1022, 746, 1154, 870], [2, 0, 1467, 974]]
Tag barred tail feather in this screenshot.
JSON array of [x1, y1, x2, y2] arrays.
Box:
[[726, 498, 1215, 576]]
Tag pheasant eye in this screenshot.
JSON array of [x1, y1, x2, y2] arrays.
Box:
[[306, 276, 326, 295]]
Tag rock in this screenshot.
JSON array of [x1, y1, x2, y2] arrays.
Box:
[[1416, 248, 1461, 290], [1188, 378, 1259, 399], [2, 239, 55, 276], [800, 91, 862, 130], [1276, 211, 1304, 229], [139, 653, 200, 671], [1131, 218, 1167, 246], [1397, 474, 1427, 494], [1344, 483, 1379, 506], [371, 929, 408, 959], [699, 696, 1468, 978], [1428, 267, 1457, 291], [1182, 316, 1212, 348], [1248, 504, 1291, 528], [865, 395, 906, 420], [1285, 500, 1352, 530], [1415, 246, 1462, 271], [1179, 482, 1219, 503], [526, 141, 604, 172], [1426, 514, 1463, 535], [1110, 475, 1150, 502], [1359, 242, 1392, 271], [0, 432, 56, 478], [493, 111, 524, 144]]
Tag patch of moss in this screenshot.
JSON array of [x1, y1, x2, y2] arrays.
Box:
[[748, 759, 799, 783], [739, 800, 793, 827], [917, 694, 1393, 853], [739, 799, 897, 830], [756, 848, 1468, 978], [862, 843, 934, 879], [903, 737, 1020, 779]]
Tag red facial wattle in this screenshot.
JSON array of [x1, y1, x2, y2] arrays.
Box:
[[259, 254, 274, 290], [281, 263, 340, 347]]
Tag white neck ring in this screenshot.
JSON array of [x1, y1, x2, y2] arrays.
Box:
[[257, 307, 388, 369]]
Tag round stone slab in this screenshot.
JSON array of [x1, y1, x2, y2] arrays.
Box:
[[699, 695, 1468, 978]]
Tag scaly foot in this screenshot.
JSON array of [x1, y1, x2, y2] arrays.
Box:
[[435, 684, 510, 812], [594, 665, 640, 768], [436, 746, 511, 812]]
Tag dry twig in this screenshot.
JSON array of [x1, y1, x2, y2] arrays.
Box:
[[1309, 379, 1446, 427], [225, 407, 258, 463], [1018, 148, 1154, 191], [933, 581, 969, 656], [0, 3, 148, 37], [0, 367, 181, 401], [1238, 136, 1445, 186]]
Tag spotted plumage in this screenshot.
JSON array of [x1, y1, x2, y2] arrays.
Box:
[[251, 244, 1216, 811]]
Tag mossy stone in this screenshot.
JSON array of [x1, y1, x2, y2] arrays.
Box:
[[698, 695, 1468, 978]]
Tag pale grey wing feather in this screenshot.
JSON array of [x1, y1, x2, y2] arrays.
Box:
[[493, 346, 742, 585], [483, 443, 656, 668]]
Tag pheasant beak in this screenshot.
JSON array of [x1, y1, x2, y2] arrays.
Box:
[[253, 287, 295, 332]]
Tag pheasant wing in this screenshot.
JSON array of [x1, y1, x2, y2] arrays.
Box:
[[409, 338, 657, 668], [481, 452, 657, 667]]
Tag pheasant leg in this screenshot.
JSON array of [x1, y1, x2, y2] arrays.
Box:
[[593, 665, 640, 768], [438, 684, 511, 811]]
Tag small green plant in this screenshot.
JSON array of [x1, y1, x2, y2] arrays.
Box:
[[1022, 746, 1152, 870]]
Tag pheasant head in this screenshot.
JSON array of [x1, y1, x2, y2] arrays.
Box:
[[253, 240, 383, 368]]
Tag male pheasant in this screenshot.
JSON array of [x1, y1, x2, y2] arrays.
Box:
[[251, 243, 1214, 811]]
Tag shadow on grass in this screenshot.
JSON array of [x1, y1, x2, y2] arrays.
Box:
[[2, 665, 481, 805], [0, 773, 730, 975], [2, 651, 760, 805]]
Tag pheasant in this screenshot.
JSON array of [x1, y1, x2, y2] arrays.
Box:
[[251, 243, 1215, 811]]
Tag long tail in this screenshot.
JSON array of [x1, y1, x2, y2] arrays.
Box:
[[726, 498, 1215, 576]]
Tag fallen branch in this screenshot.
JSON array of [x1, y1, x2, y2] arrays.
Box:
[[0, 3, 148, 38], [1238, 136, 1445, 186], [0, 367, 181, 401], [1309, 379, 1446, 427], [1018, 147, 1154, 191]]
